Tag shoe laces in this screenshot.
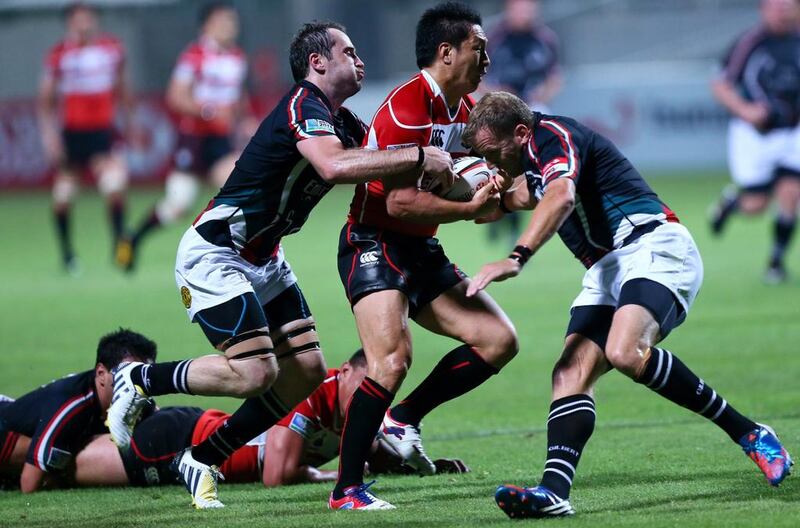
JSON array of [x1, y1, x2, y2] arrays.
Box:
[[346, 480, 380, 505]]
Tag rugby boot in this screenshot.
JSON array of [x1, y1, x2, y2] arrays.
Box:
[[328, 481, 395, 511], [106, 361, 151, 450], [377, 413, 436, 475], [171, 448, 225, 509], [495, 484, 575, 518], [740, 424, 793, 486]]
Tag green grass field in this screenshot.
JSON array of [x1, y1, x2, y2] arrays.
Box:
[[1, 174, 798, 527]]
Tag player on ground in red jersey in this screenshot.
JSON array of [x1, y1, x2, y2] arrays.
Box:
[[330, 2, 517, 511], [38, 2, 133, 274]]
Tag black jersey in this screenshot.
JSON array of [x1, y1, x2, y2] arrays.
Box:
[[0, 370, 104, 472], [720, 25, 800, 130], [192, 80, 368, 265], [524, 113, 679, 269]]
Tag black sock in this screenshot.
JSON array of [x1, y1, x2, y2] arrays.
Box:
[[538, 395, 595, 499], [334, 377, 394, 498], [770, 214, 796, 269], [132, 209, 162, 247], [638, 347, 756, 442], [108, 198, 125, 242], [131, 360, 193, 396], [54, 207, 73, 263], [390, 345, 498, 426], [193, 389, 290, 467]]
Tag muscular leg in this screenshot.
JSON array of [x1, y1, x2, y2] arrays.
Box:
[[333, 290, 410, 497], [73, 435, 129, 486], [710, 187, 769, 236], [389, 280, 518, 426], [606, 303, 756, 442], [51, 169, 79, 270]]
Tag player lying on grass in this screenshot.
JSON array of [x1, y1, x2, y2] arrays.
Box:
[[1, 351, 467, 490], [107, 21, 456, 510], [0, 329, 157, 493], [462, 91, 794, 518]]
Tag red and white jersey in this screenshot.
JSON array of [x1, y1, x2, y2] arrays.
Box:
[[275, 369, 342, 467], [43, 34, 124, 131], [172, 37, 247, 136], [348, 70, 475, 237]]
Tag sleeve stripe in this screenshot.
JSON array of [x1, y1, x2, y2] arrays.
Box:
[[539, 120, 579, 182], [33, 390, 94, 470], [286, 86, 307, 127]]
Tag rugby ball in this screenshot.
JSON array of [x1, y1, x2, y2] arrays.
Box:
[[437, 156, 492, 202]]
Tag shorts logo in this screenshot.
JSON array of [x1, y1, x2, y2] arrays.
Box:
[[359, 251, 379, 266], [144, 466, 161, 485], [180, 286, 192, 309]]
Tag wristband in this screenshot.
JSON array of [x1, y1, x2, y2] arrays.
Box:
[[499, 193, 513, 214], [416, 144, 425, 169], [508, 245, 532, 267]]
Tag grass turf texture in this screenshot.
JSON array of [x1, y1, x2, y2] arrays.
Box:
[[0, 173, 798, 527]]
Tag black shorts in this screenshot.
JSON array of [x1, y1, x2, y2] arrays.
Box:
[[173, 133, 232, 175], [195, 283, 313, 349], [337, 223, 465, 318], [120, 406, 204, 486], [62, 128, 113, 167]]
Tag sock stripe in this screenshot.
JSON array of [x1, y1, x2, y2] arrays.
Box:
[[258, 394, 285, 420], [699, 389, 717, 415], [548, 398, 594, 418], [548, 406, 596, 423], [207, 433, 234, 457], [181, 361, 192, 394], [261, 391, 290, 416], [543, 467, 573, 485], [710, 399, 728, 421], [646, 348, 664, 387], [140, 364, 151, 392], [546, 458, 576, 474], [654, 350, 673, 391]]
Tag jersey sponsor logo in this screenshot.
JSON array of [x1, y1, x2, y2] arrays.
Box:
[[46, 447, 72, 470], [387, 142, 417, 150], [180, 286, 192, 309], [359, 251, 379, 266], [302, 119, 335, 135], [542, 159, 569, 181], [288, 412, 314, 439]]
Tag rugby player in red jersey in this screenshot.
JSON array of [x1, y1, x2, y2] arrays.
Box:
[[106, 21, 455, 509], [119, 2, 255, 271], [38, 2, 133, 274], [330, 2, 518, 510]]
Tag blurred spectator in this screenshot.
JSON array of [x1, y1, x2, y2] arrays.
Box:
[[483, 0, 563, 244], [38, 2, 133, 275], [709, 0, 800, 283]]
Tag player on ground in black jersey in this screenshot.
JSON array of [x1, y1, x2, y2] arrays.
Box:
[[106, 21, 455, 509], [709, 0, 800, 283], [0, 329, 156, 492], [462, 92, 792, 518]]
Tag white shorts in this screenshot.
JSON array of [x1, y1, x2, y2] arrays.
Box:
[[728, 118, 800, 191], [175, 227, 298, 321], [571, 222, 704, 316]]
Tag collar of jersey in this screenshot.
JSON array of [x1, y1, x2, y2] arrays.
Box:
[[298, 80, 334, 113]]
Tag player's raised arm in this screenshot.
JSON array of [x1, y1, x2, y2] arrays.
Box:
[[296, 136, 454, 185]]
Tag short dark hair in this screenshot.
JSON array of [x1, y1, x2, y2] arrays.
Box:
[[289, 21, 347, 82], [96, 328, 158, 370], [463, 91, 536, 147], [416, 2, 482, 69], [347, 349, 367, 369], [199, 1, 234, 26]]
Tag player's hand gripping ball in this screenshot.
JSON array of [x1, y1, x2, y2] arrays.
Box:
[[436, 156, 493, 202]]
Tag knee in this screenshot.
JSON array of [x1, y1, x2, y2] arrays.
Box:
[[604, 342, 647, 378], [474, 320, 519, 369], [234, 356, 280, 398], [375, 348, 412, 386], [301, 351, 327, 390]]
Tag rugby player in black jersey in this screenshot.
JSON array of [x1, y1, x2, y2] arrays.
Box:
[[0, 329, 156, 492], [462, 92, 792, 518], [106, 22, 456, 509]]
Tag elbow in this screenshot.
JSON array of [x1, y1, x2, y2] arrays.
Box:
[[318, 161, 346, 183]]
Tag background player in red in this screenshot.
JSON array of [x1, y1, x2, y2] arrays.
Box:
[[708, 0, 800, 283], [0, 329, 157, 492], [331, 2, 518, 511], [38, 2, 133, 274], [119, 2, 254, 271]]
